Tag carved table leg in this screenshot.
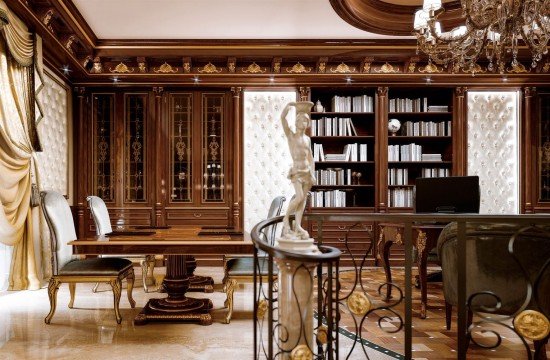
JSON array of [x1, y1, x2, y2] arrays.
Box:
[[417, 230, 428, 319], [377, 230, 394, 300], [134, 255, 213, 326], [186, 256, 214, 293]]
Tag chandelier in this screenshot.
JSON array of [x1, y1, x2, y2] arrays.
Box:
[[414, 0, 550, 73]]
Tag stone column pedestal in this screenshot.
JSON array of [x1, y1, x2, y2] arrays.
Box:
[[274, 258, 317, 360]]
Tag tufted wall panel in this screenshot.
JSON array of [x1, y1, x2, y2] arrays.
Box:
[[467, 91, 519, 214], [243, 91, 296, 231]]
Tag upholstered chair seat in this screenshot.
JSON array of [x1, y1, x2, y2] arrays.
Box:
[[87, 195, 157, 292], [41, 191, 135, 325], [222, 195, 286, 324]]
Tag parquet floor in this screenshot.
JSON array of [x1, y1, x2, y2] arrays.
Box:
[[336, 267, 549, 360]]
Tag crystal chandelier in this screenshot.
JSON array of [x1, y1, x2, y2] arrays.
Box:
[[414, 0, 550, 73]]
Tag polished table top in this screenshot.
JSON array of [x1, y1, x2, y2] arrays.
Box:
[[69, 227, 254, 255]]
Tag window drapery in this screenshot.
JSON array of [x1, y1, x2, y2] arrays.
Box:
[[0, 0, 45, 290]]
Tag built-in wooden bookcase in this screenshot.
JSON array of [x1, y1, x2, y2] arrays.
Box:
[[309, 88, 377, 210], [385, 88, 455, 211], [534, 90, 550, 212]]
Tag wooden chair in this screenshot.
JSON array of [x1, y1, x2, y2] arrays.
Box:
[[222, 195, 286, 324], [41, 191, 136, 324], [87, 195, 156, 292]]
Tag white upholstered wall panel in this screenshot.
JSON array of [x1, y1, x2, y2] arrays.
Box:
[[35, 71, 71, 197], [243, 91, 296, 232], [467, 91, 519, 214]]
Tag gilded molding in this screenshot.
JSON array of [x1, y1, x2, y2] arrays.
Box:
[[375, 62, 400, 73], [299, 87, 310, 101], [524, 87, 537, 97], [377, 86, 389, 96], [137, 57, 147, 73], [198, 62, 222, 73], [242, 62, 266, 74], [461, 63, 486, 74], [419, 62, 442, 73], [109, 62, 134, 73], [154, 62, 178, 73], [64, 35, 77, 54], [361, 57, 374, 73], [182, 57, 191, 73], [330, 62, 356, 73], [507, 62, 529, 74], [317, 61, 326, 73], [286, 62, 312, 74], [543, 62, 550, 73], [456, 86, 467, 96], [227, 57, 236, 73], [91, 57, 103, 74], [416, 230, 427, 258], [272, 57, 282, 73], [42, 9, 54, 32]]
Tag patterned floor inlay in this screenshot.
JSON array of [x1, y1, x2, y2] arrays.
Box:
[[335, 267, 549, 360]]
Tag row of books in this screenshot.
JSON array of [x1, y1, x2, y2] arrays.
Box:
[[313, 143, 368, 162], [331, 95, 374, 112], [388, 188, 414, 207], [389, 97, 429, 112], [421, 168, 450, 177], [311, 117, 357, 137], [400, 120, 452, 136], [388, 144, 443, 162], [315, 168, 353, 186], [310, 190, 347, 208], [388, 168, 409, 185]]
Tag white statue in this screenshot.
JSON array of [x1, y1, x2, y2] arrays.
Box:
[[280, 101, 315, 240]]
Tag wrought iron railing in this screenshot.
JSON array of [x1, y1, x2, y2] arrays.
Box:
[[250, 213, 550, 360]]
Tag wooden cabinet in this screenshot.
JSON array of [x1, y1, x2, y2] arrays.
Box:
[[75, 88, 239, 238], [529, 89, 550, 213]]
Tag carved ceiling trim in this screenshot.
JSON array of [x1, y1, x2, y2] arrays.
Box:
[[329, 0, 463, 36]]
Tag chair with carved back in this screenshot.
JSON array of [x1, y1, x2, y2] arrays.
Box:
[[222, 195, 286, 324], [41, 191, 135, 324], [438, 222, 550, 358], [87, 195, 156, 292]]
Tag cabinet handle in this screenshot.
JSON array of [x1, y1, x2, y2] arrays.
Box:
[[337, 225, 347, 230], [193, 213, 202, 218], [338, 237, 346, 242]]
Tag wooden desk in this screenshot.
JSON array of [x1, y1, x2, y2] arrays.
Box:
[[70, 228, 253, 325], [377, 222, 445, 319]]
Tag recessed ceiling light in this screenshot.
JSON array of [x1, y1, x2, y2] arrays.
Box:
[[61, 65, 71, 75]]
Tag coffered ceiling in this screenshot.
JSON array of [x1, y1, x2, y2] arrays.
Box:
[[71, 0, 403, 40]]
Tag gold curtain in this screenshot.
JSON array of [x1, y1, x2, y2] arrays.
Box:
[[0, 0, 43, 290]]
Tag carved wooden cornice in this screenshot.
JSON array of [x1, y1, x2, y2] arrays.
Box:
[[7, 0, 550, 87]]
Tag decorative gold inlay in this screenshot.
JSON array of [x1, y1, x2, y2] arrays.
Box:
[[138, 62, 147, 73], [514, 310, 550, 341], [419, 62, 441, 73], [330, 62, 356, 73], [416, 230, 427, 257], [362, 62, 372, 73], [198, 62, 222, 73], [543, 62, 550, 73], [507, 62, 529, 74], [286, 62, 312, 74], [183, 62, 191, 73], [154, 62, 178, 73], [394, 232, 403, 245], [257, 299, 268, 320], [64, 35, 76, 53], [91, 57, 103, 74], [273, 62, 281, 73], [290, 345, 313, 360], [347, 291, 371, 316], [318, 62, 326, 73], [461, 63, 487, 74], [375, 62, 400, 73], [242, 62, 266, 74], [316, 325, 328, 344], [408, 62, 417, 73], [109, 62, 134, 73]]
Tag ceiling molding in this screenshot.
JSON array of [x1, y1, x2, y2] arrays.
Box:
[[329, 0, 464, 36]]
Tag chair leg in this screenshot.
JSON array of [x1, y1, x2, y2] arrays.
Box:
[[92, 282, 100, 293], [126, 269, 136, 308], [45, 278, 61, 324], [141, 255, 155, 293], [68, 283, 76, 308], [534, 336, 548, 360], [445, 301, 452, 330], [110, 278, 123, 324], [224, 279, 238, 324]]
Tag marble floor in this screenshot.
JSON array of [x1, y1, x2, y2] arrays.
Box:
[[0, 267, 393, 360]]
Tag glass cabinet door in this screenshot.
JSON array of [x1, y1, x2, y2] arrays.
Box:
[[124, 94, 148, 203], [202, 93, 225, 202], [169, 93, 193, 203], [539, 93, 550, 202], [92, 94, 115, 202]]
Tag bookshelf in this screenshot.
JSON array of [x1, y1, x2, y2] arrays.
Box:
[[310, 88, 376, 210], [386, 88, 455, 210]]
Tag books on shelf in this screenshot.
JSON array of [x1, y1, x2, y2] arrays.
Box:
[[331, 95, 373, 112], [428, 105, 449, 112], [310, 190, 347, 208], [388, 168, 409, 185], [400, 120, 452, 136], [388, 144, 443, 162], [421, 154, 442, 161], [421, 168, 450, 177], [389, 97, 428, 112], [315, 168, 352, 186], [388, 187, 413, 207], [311, 117, 357, 136], [313, 143, 368, 162]]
